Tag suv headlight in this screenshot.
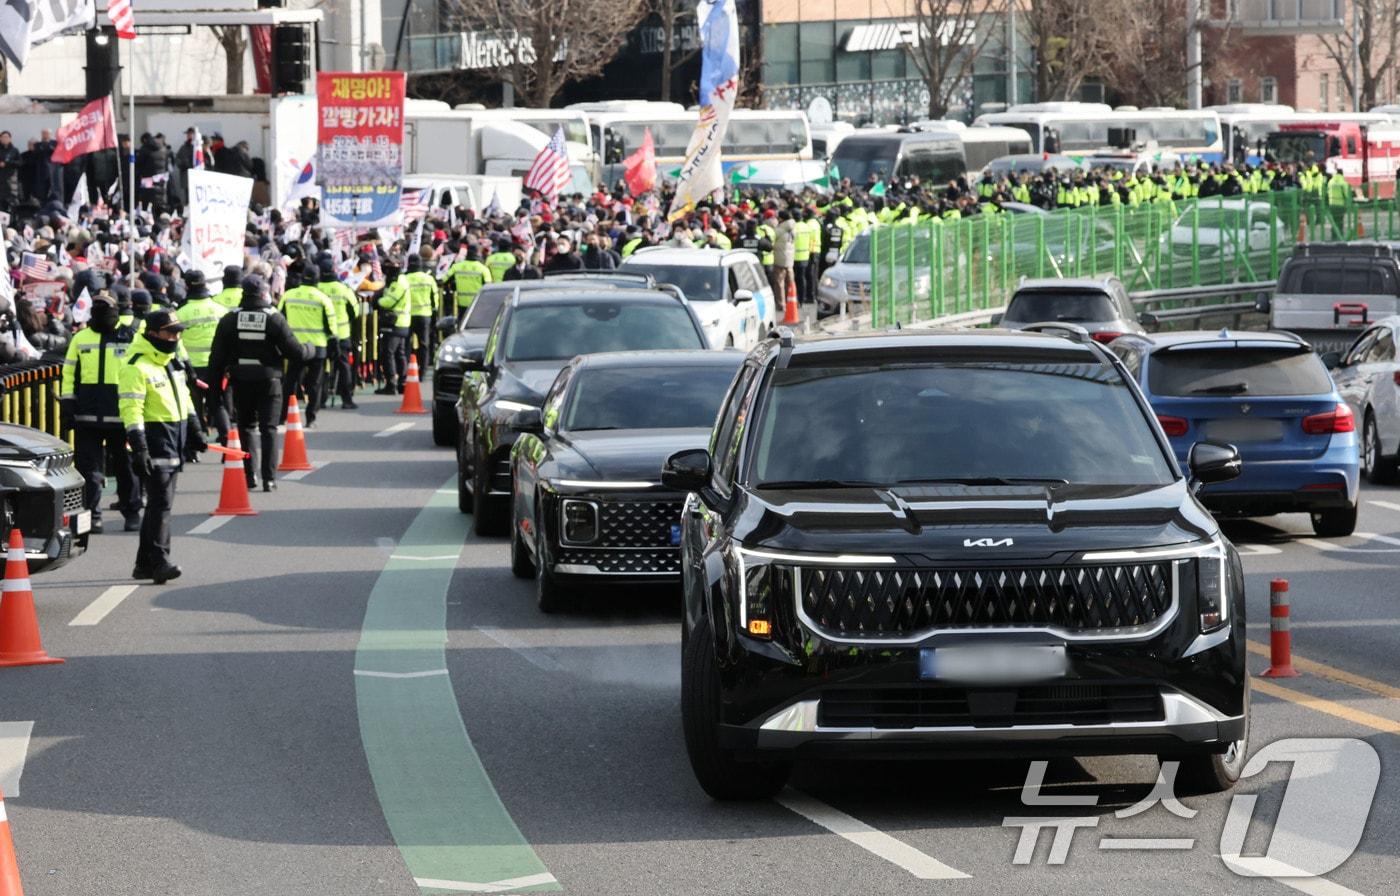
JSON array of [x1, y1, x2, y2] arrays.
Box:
[[438, 342, 466, 364], [561, 499, 599, 545], [734, 546, 781, 639], [819, 275, 838, 289], [1197, 549, 1228, 632]]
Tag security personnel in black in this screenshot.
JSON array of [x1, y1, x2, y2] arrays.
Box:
[[207, 275, 311, 492], [59, 293, 140, 534]]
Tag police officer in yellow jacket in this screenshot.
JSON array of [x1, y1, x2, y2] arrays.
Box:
[[446, 245, 491, 312], [403, 255, 441, 376], [120, 310, 206, 584], [278, 261, 336, 426], [60, 291, 140, 534], [376, 262, 411, 394], [212, 265, 244, 310], [317, 258, 361, 410], [176, 269, 230, 444]]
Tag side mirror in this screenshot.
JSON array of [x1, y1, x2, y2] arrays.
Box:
[[989, 312, 1003, 326], [435, 316, 458, 336], [1188, 441, 1242, 485], [1320, 350, 1343, 370], [507, 406, 543, 434], [1138, 311, 1159, 329], [457, 346, 485, 371], [733, 289, 754, 303], [1254, 295, 1272, 315], [661, 448, 713, 492]]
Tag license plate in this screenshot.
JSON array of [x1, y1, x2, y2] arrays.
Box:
[[1202, 418, 1283, 443], [73, 510, 91, 535], [919, 644, 1067, 684], [669, 523, 682, 546]]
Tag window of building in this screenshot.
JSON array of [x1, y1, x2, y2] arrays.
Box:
[[1227, 79, 1243, 103], [1320, 73, 1329, 111], [1260, 76, 1277, 104], [763, 24, 798, 85], [799, 21, 836, 85], [871, 48, 904, 81], [835, 21, 871, 83]]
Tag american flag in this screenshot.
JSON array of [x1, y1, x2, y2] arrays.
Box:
[[108, 0, 136, 39], [401, 188, 430, 224], [19, 253, 52, 280], [523, 127, 571, 201], [192, 127, 205, 169]]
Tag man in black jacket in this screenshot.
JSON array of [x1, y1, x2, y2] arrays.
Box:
[[206, 275, 312, 491], [0, 131, 21, 214], [135, 133, 170, 214]]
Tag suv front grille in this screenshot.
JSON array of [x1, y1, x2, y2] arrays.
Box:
[[434, 368, 463, 398], [798, 561, 1174, 640], [599, 499, 683, 548], [62, 486, 83, 513], [557, 547, 681, 575], [818, 682, 1165, 729]]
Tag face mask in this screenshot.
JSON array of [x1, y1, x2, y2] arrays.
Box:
[[90, 306, 119, 331], [147, 335, 179, 354]]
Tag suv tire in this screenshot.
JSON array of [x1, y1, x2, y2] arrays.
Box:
[[1362, 413, 1396, 484], [1161, 681, 1250, 794], [682, 616, 791, 801], [535, 532, 566, 613], [1311, 504, 1358, 538], [432, 402, 457, 447], [472, 455, 506, 537], [510, 488, 535, 579], [456, 441, 472, 514]]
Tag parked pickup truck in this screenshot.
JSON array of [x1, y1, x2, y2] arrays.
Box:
[[1268, 241, 1400, 354]]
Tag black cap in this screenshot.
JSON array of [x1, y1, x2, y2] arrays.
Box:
[[143, 309, 187, 333], [318, 258, 334, 278], [241, 275, 267, 305], [301, 260, 319, 280], [130, 289, 152, 311], [140, 271, 165, 292], [183, 268, 211, 299], [223, 264, 242, 287]]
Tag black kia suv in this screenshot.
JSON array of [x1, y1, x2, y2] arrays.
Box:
[[665, 329, 1250, 800]]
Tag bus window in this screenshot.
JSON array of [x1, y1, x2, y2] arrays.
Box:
[[897, 146, 966, 184], [1044, 127, 1061, 154]]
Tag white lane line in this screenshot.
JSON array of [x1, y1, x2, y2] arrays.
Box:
[[1234, 543, 1283, 556], [187, 515, 234, 536], [69, 585, 140, 627], [1298, 533, 1400, 554], [1356, 530, 1400, 546], [0, 721, 34, 798], [282, 463, 324, 481], [776, 788, 970, 880], [476, 626, 566, 672], [389, 553, 460, 562], [1366, 500, 1400, 514], [412, 873, 559, 893], [353, 669, 450, 679], [374, 421, 415, 438], [1221, 855, 1367, 896]]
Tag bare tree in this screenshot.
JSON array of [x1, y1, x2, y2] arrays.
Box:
[[446, 0, 647, 107], [897, 0, 1001, 118], [1316, 0, 1400, 110], [1106, 0, 1240, 108], [1024, 0, 1121, 101], [211, 25, 247, 95]]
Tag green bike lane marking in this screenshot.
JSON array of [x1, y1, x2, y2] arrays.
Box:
[[356, 479, 560, 894]]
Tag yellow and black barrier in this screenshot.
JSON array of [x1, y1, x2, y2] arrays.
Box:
[[0, 362, 67, 441]]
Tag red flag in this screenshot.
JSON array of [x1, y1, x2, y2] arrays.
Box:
[[52, 97, 118, 165], [108, 0, 136, 40], [623, 128, 657, 197]]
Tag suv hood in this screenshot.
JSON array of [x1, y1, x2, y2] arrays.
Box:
[[732, 480, 1215, 560], [559, 428, 710, 482], [0, 423, 69, 458]]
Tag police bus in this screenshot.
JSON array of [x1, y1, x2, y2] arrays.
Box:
[[974, 103, 1225, 162]]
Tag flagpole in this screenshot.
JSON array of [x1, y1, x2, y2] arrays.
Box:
[[127, 37, 137, 286]]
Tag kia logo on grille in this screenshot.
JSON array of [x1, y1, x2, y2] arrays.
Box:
[[964, 537, 1014, 547]]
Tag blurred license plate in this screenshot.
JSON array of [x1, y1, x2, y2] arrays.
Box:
[[919, 644, 1067, 684], [73, 511, 91, 535], [1202, 419, 1283, 443]]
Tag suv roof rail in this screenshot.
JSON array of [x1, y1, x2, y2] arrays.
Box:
[[1019, 321, 1093, 343], [1293, 241, 1395, 259], [542, 270, 657, 285]]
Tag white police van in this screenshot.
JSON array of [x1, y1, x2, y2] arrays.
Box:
[[620, 247, 777, 349]]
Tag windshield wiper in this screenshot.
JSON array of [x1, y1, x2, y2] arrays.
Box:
[[754, 479, 888, 490], [894, 477, 1070, 487], [1190, 382, 1250, 395]]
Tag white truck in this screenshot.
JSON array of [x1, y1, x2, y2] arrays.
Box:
[[403, 108, 596, 195], [1268, 242, 1400, 354], [402, 174, 523, 217]]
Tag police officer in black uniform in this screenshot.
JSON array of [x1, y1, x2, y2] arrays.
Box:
[[206, 275, 311, 492]]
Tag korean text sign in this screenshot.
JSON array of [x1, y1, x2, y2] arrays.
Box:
[[316, 72, 405, 229]]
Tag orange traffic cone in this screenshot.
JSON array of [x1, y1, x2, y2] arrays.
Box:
[[0, 528, 62, 667], [782, 279, 800, 325], [213, 427, 258, 516], [396, 356, 427, 414], [0, 787, 23, 896], [1356, 215, 1366, 238], [1297, 212, 1307, 243], [278, 396, 314, 472]]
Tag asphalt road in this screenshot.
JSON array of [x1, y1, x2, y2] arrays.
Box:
[[2, 393, 1398, 895]]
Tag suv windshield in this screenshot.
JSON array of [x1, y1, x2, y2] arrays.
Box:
[[502, 302, 702, 361], [463, 289, 510, 329], [750, 360, 1174, 486], [564, 366, 738, 431], [623, 263, 724, 301], [841, 233, 871, 265], [1148, 346, 1335, 397], [1005, 290, 1117, 323]]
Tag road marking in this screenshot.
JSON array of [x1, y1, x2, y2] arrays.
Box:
[[375, 537, 395, 553], [69, 584, 140, 627], [0, 721, 34, 798], [1356, 530, 1400, 546], [374, 422, 416, 438], [1248, 641, 1400, 701], [1221, 855, 1368, 896], [1234, 543, 1283, 556], [187, 515, 234, 536], [1366, 499, 1400, 514], [282, 463, 324, 481], [1297, 535, 1400, 554], [413, 873, 559, 893], [776, 788, 970, 880], [476, 626, 565, 672], [390, 553, 460, 562], [356, 477, 557, 891], [1253, 678, 1400, 735]]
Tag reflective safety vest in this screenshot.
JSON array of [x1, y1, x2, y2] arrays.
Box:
[[378, 277, 412, 329], [176, 297, 228, 368], [621, 237, 644, 258], [278, 285, 335, 348], [447, 260, 491, 308], [213, 286, 243, 310], [405, 271, 439, 317], [757, 224, 775, 266], [60, 327, 132, 426], [485, 251, 515, 282], [1327, 172, 1352, 207], [792, 220, 812, 263], [319, 279, 359, 341], [119, 335, 195, 466]]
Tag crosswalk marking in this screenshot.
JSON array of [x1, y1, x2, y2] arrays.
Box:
[[69, 585, 140, 627], [1366, 499, 1400, 514], [188, 515, 234, 535], [374, 421, 415, 438]]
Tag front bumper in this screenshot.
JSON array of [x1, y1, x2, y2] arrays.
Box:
[[540, 490, 685, 585], [5, 467, 87, 573]]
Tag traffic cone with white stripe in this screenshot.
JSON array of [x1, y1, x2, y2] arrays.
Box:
[[213, 427, 258, 516], [396, 355, 427, 414], [278, 396, 313, 473], [782, 279, 800, 325], [0, 787, 23, 895], [0, 528, 63, 667]]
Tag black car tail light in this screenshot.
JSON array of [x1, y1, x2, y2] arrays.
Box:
[[561, 500, 599, 544], [1198, 553, 1227, 632]]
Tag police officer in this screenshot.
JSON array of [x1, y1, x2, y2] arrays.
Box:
[[176, 269, 230, 444], [485, 239, 516, 282], [376, 262, 410, 395], [60, 292, 140, 534], [446, 244, 491, 312], [213, 264, 244, 310], [207, 275, 311, 492], [277, 261, 336, 426], [120, 309, 206, 584], [317, 258, 360, 410], [404, 255, 440, 376]]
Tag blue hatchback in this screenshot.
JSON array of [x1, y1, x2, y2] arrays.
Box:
[[1111, 330, 1360, 536]]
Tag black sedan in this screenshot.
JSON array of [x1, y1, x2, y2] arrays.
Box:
[[0, 423, 89, 572], [508, 350, 742, 612]]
